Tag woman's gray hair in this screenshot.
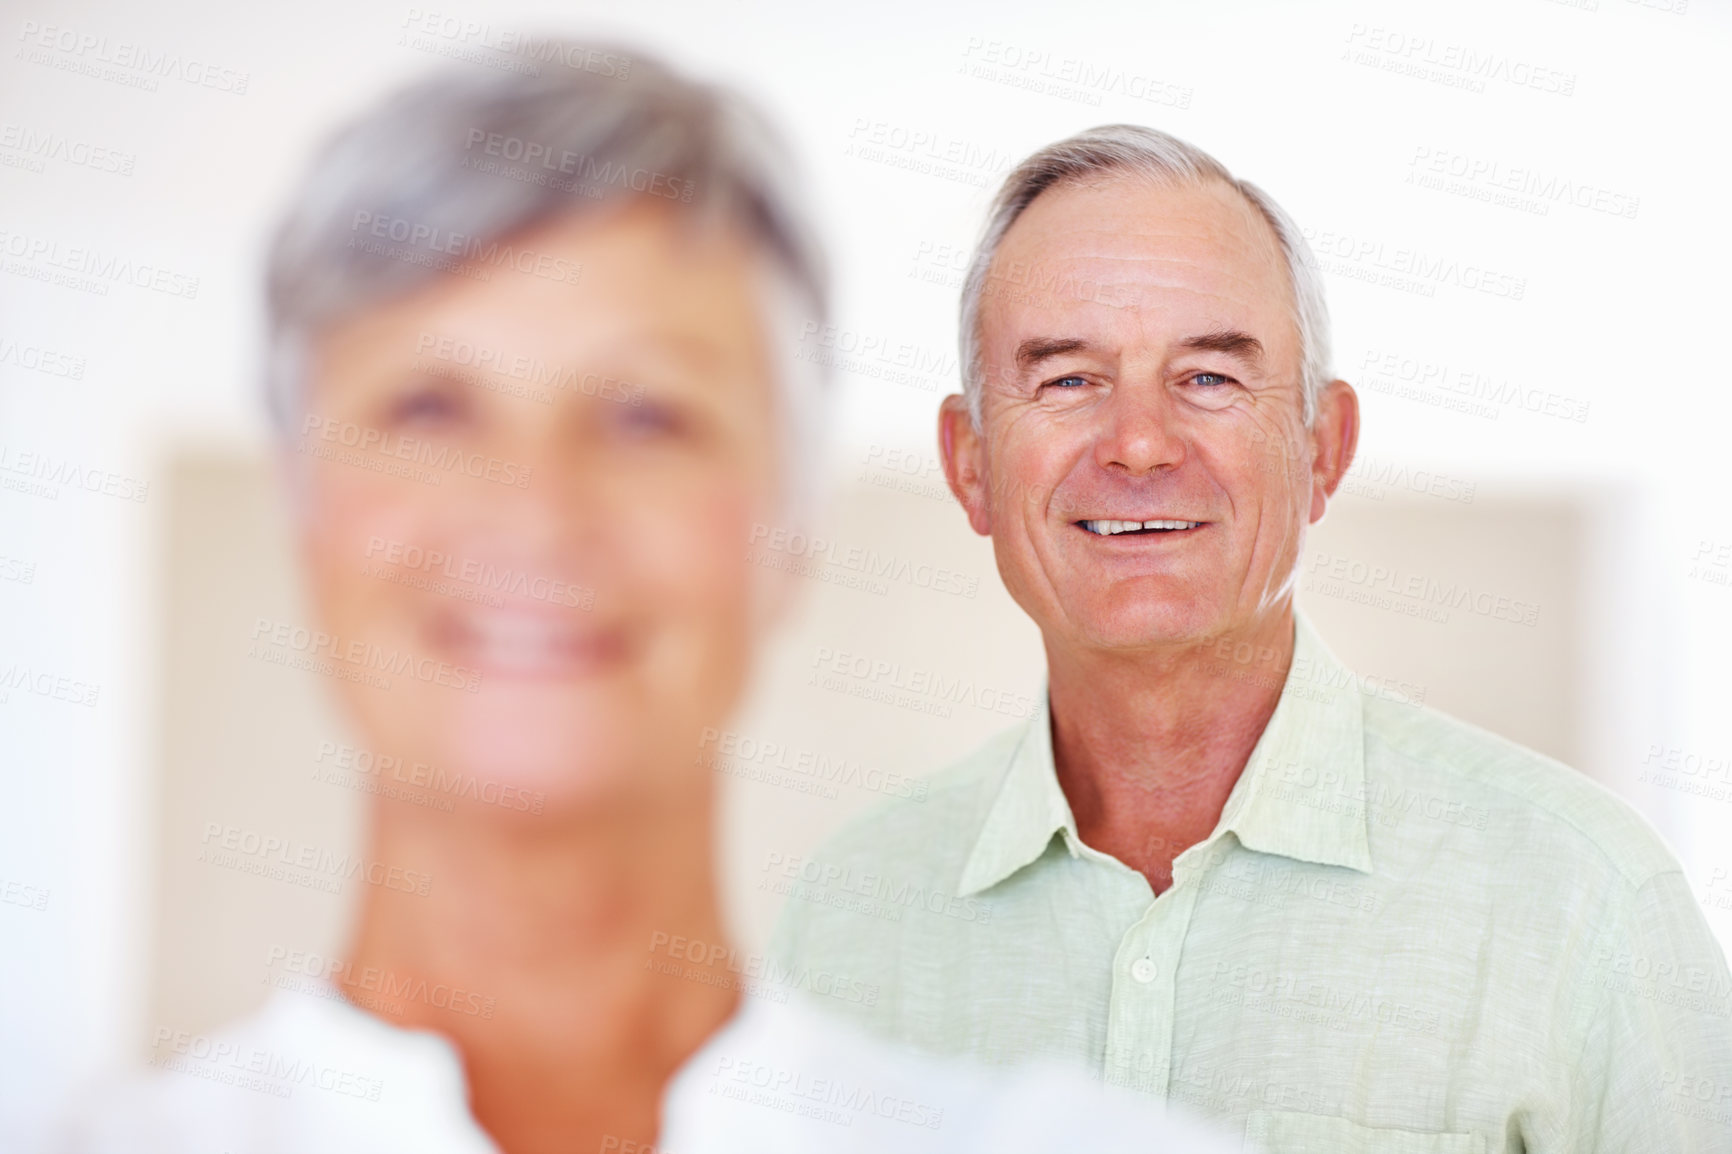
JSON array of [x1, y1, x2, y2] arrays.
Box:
[[957, 124, 1331, 427], [265, 43, 829, 522]]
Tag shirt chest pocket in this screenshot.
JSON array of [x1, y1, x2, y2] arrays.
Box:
[[1245, 1110, 1488, 1154]]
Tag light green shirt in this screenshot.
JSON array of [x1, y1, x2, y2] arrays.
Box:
[[771, 612, 1732, 1153]]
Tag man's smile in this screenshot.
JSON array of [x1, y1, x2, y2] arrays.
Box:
[[1077, 519, 1207, 536]]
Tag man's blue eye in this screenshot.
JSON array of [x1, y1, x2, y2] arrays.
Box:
[[1049, 375, 1088, 388], [1191, 372, 1231, 387]]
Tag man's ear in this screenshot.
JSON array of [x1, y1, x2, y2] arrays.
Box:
[[938, 393, 993, 536], [1309, 379, 1360, 525]]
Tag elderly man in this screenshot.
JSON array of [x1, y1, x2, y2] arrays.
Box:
[[772, 125, 1732, 1153]]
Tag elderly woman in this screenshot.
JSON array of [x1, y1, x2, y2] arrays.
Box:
[[63, 44, 1229, 1154]]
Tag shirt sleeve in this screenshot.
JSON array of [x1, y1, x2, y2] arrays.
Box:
[[1566, 868, 1732, 1152]]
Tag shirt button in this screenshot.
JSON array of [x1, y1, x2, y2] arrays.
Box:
[[1131, 958, 1157, 983]]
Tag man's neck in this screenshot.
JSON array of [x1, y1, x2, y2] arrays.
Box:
[[340, 789, 739, 1154], [1046, 609, 1294, 895]]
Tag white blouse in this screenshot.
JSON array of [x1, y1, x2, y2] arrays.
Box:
[[59, 980, 1234, 1153]]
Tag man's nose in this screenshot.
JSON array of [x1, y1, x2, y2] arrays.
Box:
[[1094, 381, 1186, 475]]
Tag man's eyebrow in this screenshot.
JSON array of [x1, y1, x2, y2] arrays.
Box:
[[1177, 329, 1265, 365], [1014, 336, 1091, 369]]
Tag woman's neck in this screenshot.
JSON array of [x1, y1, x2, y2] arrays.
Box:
[[340, 785, 740, 1154]]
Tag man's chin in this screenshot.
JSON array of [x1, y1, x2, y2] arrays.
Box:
[[1058, 594, 1228, 653]]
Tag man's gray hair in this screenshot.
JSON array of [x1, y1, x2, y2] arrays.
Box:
[[265, 44, 828, 520], [958, 124, 1330, 427]]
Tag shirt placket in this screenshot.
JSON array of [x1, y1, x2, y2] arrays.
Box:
[[1101, 878, 1202, 1100]]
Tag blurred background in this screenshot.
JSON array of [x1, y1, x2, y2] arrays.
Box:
[[2, 0, 1729, 1146]]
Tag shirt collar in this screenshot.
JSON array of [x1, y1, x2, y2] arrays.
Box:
[[957, 609, 1372, 897], [957, 678, 1074, 896]]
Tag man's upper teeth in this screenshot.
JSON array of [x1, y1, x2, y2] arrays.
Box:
[[1083, 519, 1199, 534]]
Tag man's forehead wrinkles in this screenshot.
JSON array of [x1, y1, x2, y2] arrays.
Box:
[[991, 265, 1267, 306], [990, 251, 1287, 310], [982, 190, 1301, 373], [995, 287, 1274, 339], [1004, 209, 1274, 257], [1000, 235, 1263, 269]]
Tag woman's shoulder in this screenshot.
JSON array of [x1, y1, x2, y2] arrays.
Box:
[[54, 985, 494, 1154]]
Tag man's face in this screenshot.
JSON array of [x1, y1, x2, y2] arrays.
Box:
[[296, 203, 781, 810], [943, 175, 1355, 655]]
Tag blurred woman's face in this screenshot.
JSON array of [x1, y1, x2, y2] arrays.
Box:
[[295, 203, 782, 811]]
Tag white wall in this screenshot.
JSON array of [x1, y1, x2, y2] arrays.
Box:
[[3, 0, 1729, 1145]]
